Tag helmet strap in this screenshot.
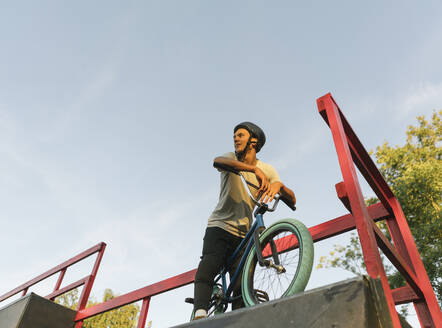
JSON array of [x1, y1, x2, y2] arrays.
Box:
[[235, 137, 252, 162]]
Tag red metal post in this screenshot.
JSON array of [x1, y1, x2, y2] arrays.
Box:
[[137, 298, 151, 328], [54, 268, 67, 292], [76, 243, 106, 312]]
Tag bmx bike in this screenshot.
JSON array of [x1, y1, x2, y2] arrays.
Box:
[[187, 163, 314, 318]]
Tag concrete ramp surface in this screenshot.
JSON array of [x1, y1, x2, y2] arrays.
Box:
[[174, 276, 404, 328], [0, 292, 76, 328]]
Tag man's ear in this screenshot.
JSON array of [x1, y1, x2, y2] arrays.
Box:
[[250, 137, 258, 149]]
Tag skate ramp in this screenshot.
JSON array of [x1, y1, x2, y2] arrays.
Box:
[[0, 292, 76, 328], [173, 276, 409, 328]]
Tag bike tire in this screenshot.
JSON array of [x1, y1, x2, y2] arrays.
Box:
[[241, 218, 314, 307]]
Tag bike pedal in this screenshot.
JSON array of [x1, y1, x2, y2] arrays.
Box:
[[254, 289, 269, 302], [185, 297, 194, 304]]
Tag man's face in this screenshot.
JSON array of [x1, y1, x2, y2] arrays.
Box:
[[234, 128, 251, 153]]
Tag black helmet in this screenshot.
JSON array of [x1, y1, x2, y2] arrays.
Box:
[[234, 122, 266, 153]]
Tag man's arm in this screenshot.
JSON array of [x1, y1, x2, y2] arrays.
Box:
[[262, 181, 296, 205], [213, 156, 270, 194]]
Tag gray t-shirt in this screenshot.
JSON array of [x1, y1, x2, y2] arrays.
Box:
[[207, 152, 281, 237]]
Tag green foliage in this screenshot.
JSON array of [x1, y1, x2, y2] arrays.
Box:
[[318, 111, 442, 305], [55, 288, 80, 311], [55, 288, 140, 328], [317, 233, 366, 276]]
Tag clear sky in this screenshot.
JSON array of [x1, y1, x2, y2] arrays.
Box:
[[1, 1, 441, 327]]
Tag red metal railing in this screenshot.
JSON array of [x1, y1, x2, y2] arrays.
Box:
[[0, 242, 106, 312]]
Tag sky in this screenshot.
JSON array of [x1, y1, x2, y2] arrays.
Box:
[[0, 1, 441, 327]]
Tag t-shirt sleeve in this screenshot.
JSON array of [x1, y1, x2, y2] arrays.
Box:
[[223, 152, 236, 159], [215, 152, 236, 172], [266, 164, 281, 184]]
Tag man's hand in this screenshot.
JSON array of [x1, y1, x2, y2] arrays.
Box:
[[260, 181, 283, 203], [254, 167, 270, 196]]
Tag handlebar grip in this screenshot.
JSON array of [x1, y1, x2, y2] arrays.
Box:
[[280, 197, 296, 211]]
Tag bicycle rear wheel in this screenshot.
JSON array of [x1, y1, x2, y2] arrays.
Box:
[[241, 218, 313, 307]]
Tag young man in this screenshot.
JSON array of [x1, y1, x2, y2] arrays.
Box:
[[193, 122, 296, 320]]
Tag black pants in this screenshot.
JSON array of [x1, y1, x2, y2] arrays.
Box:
[[193, 227, 245, 311]]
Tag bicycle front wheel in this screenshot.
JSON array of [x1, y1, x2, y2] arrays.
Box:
[[241, 218, 314, 307]]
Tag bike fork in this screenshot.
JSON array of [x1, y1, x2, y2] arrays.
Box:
[[253, 225, 284, 272]]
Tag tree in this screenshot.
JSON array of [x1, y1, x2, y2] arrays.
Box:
[[318, 110, 442, 304], [55, 288, 140, 328]]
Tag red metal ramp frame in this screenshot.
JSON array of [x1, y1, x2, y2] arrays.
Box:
[[317, 93, 441, 328]]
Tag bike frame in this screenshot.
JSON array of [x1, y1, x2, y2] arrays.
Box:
[[213, 210, 266, 306]]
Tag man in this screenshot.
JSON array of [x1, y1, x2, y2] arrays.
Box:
[[193, 122, 296, 320]]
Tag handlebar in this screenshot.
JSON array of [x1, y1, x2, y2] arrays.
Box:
[[213, 162, 296, 211]]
